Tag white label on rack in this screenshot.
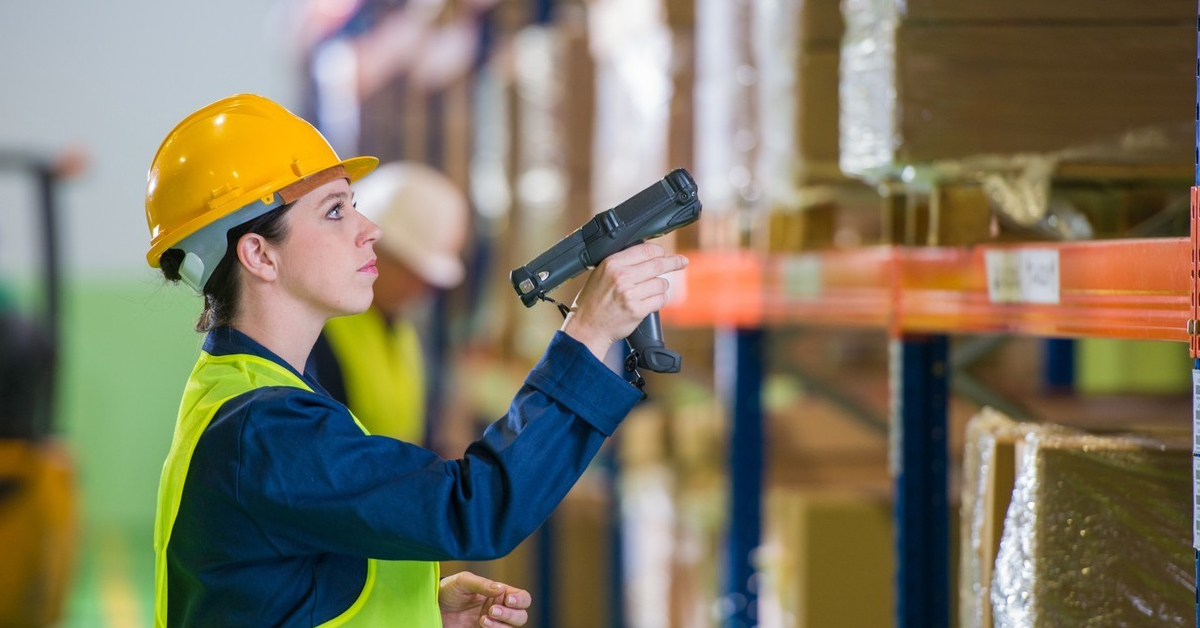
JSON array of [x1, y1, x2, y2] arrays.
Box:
[[1194, 456, 1200, 549], [1193, 370, 1200, 549], [781, 255, 822, 299], [1193, 370, 1200, 455], [984, 249, 1060, 304]]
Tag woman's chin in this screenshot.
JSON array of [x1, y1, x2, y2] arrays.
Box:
[[330, 294, 375, 319]]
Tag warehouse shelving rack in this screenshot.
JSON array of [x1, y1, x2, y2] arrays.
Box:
[[667, 241, 1197, 627], [661, 10, 1200, 626], [661, 236, 1194, 627]]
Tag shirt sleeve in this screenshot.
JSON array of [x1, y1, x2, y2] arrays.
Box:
[[231, 331, 641, 562]]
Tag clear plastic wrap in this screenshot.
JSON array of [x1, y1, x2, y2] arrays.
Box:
[[753, 0, 846, 209], [506, 22, 592, 361], [512, 25, 567, 228], [837, 0, 899, 183], [694, 0, 758, 224], [753, 0, 802, 211], [589, 0, 673, 211], [989, 425, 1194, 627], [958, 409, 1067, 628], [619, 465, 677, 628]]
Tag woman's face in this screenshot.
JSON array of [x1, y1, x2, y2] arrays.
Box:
[[273, 178, 382, 320]]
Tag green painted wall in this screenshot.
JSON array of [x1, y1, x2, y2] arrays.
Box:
[[1077, 338, 1192, 395], [57, 278, 204, 529]]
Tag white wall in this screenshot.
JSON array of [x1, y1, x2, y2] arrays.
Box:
[[0, 0, 301, 278]]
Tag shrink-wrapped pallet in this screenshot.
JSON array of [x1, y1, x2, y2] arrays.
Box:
[[989, 423, 1194, 627]]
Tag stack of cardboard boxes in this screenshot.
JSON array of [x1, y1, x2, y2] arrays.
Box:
[[840, 0, 1195, 179], [839, 0, 1194, 244]]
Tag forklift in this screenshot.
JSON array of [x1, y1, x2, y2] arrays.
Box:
[[0, 147, 83, 627]]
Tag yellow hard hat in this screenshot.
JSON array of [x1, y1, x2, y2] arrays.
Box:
[[144, 93, 377, 289]]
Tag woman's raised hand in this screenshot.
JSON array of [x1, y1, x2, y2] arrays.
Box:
[[560, 242, 688, 362]]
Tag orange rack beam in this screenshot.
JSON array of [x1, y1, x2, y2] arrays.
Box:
[[761, 248, 895, 329], [662, 239, 1191, 343], [897, 239, 1190, 341]]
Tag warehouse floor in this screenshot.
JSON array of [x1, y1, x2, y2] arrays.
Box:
[[61, 525, 153, 628]]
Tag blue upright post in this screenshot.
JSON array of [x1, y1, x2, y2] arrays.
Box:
[[533, 0, 554, 24], [1041, 338, 1075, 395], [893, 335, 950, 628], [534, 514, 556, 628], [601, 445, 626, 628], [720, 327, 764, 628]]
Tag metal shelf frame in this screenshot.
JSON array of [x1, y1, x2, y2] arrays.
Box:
[[663, 239, 1192, 340], [663, 230, 1198, 627]]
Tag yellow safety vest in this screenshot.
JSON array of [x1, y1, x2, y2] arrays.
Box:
[[323, 309, 425, 443], [152, 350, 440, 628]]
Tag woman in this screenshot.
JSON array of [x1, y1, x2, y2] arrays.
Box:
[[144, 94, 687, 628]]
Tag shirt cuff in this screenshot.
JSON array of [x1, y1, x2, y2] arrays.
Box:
[[524, 331, 643, 436]]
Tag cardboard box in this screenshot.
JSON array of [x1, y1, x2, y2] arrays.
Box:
[[840, 22, 1195, 180], [759, 489, 894, 628], [890, 0, 1194, 24], [663, 0, 695, 29]]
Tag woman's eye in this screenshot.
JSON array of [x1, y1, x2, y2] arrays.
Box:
[[326, 203, 344, 220]]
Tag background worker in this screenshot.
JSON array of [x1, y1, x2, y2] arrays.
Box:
[[145, 93, 685, 627], [307, 160, 469, 445]]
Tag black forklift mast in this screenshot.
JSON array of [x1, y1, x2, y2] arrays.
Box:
[[0, 148, 78, 440]]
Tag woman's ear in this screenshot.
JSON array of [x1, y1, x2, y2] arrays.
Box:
[[236, 233, 279, 283]]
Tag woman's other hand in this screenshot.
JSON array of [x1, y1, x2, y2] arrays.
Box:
[[439, 571, 532, 628], [560, 242, 688, 361]]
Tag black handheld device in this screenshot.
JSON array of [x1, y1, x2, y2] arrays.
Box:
[[509, 168, 702, 374]]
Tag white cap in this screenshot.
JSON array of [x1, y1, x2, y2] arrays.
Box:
[[353, 161, 469, 288]]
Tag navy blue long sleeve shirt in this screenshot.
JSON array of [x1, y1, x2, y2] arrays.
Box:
[[166, 326, 641, 627]]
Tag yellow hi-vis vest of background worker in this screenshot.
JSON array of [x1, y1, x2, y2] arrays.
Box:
[[152, 350, 439, 628], [323, 309, 425, 443]]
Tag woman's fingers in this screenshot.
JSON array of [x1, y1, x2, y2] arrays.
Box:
[[603, 245, 687, 284], [479, 588, 531, 627], [480, 602, 530, 627]]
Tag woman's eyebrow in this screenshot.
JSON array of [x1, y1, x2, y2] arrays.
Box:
[[317, 191, 350, 206]]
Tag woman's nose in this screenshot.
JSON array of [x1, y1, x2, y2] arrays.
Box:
[[359, 214, 382, 247]]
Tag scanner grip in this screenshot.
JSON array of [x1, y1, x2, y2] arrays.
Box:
[[627, 311, 681, 373]]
